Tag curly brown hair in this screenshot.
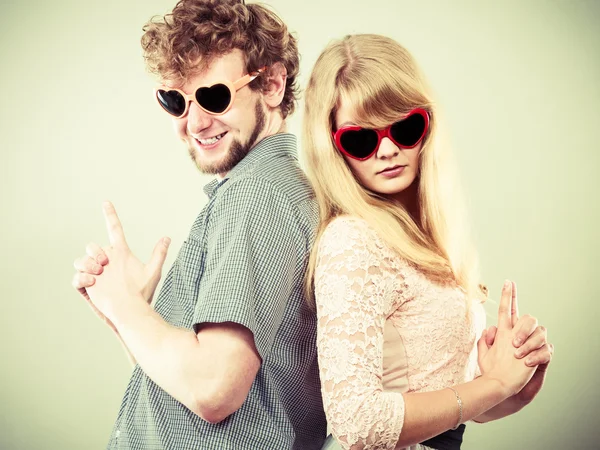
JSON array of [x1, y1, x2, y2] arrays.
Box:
[[141, 0, 300, 118]]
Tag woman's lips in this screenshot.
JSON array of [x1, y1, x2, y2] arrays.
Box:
[[378, 165, 406, 177]]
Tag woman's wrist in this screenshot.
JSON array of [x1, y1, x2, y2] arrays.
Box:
[[478, 373, 513, 400]]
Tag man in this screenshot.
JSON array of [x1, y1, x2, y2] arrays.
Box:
[[71, 0, 327, 448]]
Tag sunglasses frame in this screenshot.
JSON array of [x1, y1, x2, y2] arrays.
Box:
[[332, 108, 430, 161], [154, 66, 268, 118]]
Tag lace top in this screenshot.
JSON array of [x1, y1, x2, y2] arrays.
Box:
[[314, 216, 486, 450]]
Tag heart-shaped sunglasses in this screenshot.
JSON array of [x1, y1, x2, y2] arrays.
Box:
[[332, 108, 430, 160], [154, 67, 268, 118]]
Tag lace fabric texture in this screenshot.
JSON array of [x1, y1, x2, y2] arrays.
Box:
[[315, 216, 486, 450]]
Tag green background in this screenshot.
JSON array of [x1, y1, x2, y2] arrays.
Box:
[[1, 0, 598, 448]]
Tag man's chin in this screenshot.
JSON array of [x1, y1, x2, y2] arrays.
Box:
[[193, 157, 228, 175], [187, 146, 227, 175], [187, 125, 260, 176]]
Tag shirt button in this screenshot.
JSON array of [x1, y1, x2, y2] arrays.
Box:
[[115, 430, 121, 438]]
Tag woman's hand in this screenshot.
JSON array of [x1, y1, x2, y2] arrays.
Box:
[[482, 282, 554, 406], [477, 280, 537, 398]]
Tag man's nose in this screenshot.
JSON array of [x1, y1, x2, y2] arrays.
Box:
[[186, 101, 214, 135]]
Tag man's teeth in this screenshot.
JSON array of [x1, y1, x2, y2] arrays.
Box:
[[198, 132, 226, 145]]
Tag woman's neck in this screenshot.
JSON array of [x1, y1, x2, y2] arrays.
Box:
[[393, 181, 421, 227]]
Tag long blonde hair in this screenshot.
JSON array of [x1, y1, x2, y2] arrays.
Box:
[[302, 34, 486, 305]]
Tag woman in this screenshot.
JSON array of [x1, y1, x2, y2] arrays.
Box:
[[302, 34, 554, 450]]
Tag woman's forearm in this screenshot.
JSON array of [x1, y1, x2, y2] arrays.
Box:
[[395, 375, 509, 448], [471, 396, 526, 423]]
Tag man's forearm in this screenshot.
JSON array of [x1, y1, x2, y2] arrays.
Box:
[[106, 296, 216, 418], [113, 331, 137, 367]]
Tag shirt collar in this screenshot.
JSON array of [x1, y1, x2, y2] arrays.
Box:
[[202, 133, 297, 199]]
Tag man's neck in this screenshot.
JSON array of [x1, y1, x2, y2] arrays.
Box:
[[262, 109, 286, 137], [216, 118, 289, 180]]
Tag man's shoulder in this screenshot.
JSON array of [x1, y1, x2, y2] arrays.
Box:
[[204, 172, 316, 235], [220, 160, 315, 210]]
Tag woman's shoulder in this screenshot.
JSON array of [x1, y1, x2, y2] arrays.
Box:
[[315, 215, 409, 311], [322, 214, 380, 239], [318, 215, 392, 258]]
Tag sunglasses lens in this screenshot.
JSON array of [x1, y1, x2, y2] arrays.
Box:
[[196, 83, 232, 114], [390, 112, 427, 147], [156, 89, 186, 117], [339, 129, 379, 159]]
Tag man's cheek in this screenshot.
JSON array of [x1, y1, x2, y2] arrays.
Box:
[[172, 118, 187, 138]]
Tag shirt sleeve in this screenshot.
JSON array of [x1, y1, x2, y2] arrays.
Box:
[[314, 216, 407, 450], [193, 177, 301, 360]]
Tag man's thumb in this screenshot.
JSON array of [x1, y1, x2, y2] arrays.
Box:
[[148, 237, 171, 275]]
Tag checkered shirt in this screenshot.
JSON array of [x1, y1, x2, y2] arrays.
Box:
[[107, 133, 327, 450]]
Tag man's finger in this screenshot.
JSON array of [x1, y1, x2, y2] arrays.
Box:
[[511, 280, 520, 328], [74, 256, 103, 275], [86, 242, 109, 265], [72, 272, 96, 290], [497, 280, 513, 329], [103, 201, 128, 249]]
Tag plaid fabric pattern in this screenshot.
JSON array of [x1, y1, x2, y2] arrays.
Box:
[[107, 134, 327, 450]]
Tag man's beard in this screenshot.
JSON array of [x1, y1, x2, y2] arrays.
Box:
[[189, 101, 266, 175]]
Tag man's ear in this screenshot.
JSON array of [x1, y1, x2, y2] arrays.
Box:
[[262, 62, 287, 109]]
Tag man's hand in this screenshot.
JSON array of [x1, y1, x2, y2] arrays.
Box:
[[72, 202, 170, 325], [83, 202, 171, 321], [72, 243, 114, 331]]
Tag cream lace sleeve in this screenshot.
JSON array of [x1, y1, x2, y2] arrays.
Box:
[[314, 217, 407, 450]]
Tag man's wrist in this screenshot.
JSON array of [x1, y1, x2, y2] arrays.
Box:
[[106, 295, 152, 331]]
